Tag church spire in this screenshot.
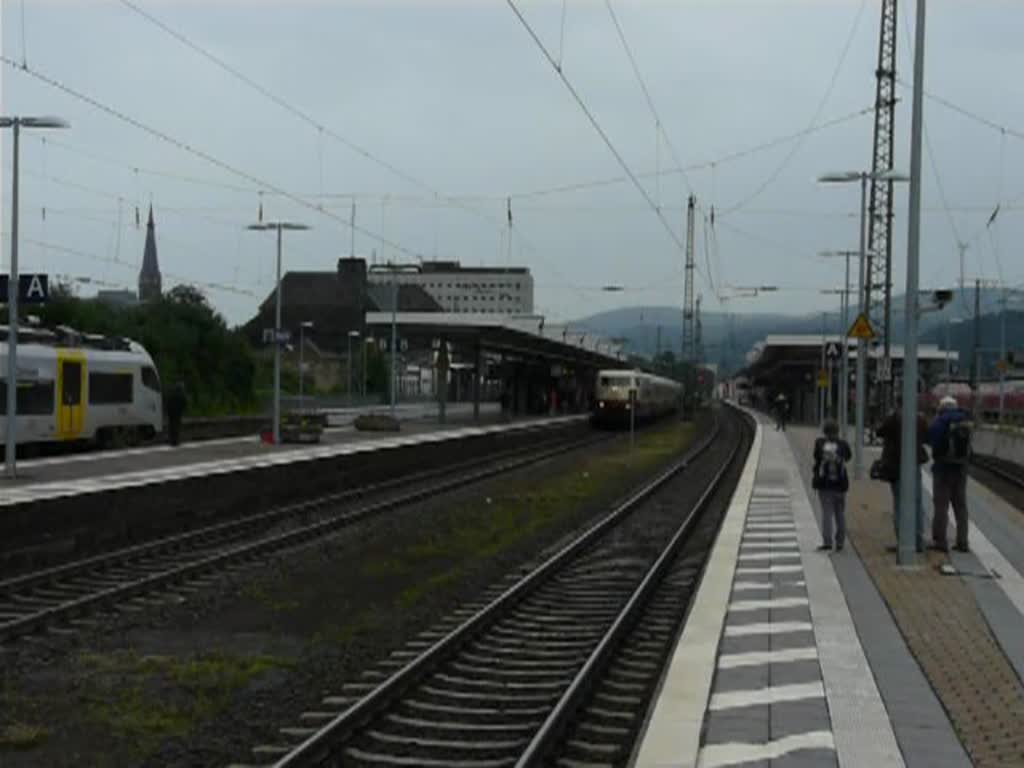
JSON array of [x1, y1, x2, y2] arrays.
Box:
[[139, 204, 162, 302]]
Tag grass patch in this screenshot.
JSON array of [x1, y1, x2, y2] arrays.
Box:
[[0, 722, 48, 750], [351, 422, 696, 622], [77, 650, 296, 754]]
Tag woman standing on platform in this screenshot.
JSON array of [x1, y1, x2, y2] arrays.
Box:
[[874, 404, 929, 553]]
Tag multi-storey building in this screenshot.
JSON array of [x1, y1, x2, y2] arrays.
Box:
[[368, 261, 533, 315]]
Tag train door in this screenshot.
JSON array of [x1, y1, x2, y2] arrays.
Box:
[[57, 353, 86, 440]]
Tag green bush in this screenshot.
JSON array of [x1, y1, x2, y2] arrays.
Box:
[[37, 283, 257, 416]]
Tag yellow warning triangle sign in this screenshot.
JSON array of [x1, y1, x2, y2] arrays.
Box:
[[847, 312, 876, 340]]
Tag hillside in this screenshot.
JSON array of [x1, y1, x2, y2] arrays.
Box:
[[576, 288, 1016, 375]]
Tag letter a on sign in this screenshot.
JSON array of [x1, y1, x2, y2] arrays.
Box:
[[847, 312, 876, 340], [25, 274, 46, 301]]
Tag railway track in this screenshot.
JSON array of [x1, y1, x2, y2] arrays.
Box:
[[236, 407, 751, 768], [972, 453, 1024, 491], [0, 429, 608, 645]]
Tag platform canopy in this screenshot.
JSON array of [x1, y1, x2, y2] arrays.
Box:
[[742, 334, 956, 386], [363, 312, 627, 368]]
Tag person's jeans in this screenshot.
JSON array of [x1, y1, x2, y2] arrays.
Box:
[[932, 466, 969, 549], [818, 490, 846, 548], [889, 473, 925, 550]]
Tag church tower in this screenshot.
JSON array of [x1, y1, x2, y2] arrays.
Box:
[[138, 205, 163, 302]]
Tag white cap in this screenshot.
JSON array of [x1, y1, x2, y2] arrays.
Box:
[[939, 396, 958, 411]]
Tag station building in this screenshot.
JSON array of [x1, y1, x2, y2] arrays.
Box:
[[742, 334, 957, 423]]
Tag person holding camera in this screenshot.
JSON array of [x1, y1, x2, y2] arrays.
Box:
[[927, 396, 972, 553]]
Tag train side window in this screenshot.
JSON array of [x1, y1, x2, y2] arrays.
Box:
[[89, 372, 134, 405], [0, 380, 56, 415], [141, 366, 162, 393]]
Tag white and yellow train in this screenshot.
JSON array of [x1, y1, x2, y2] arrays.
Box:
[[0, 327, 163, 450], [592, 369, 682, 427]]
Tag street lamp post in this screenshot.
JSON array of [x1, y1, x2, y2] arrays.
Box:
[[818, 169, 909, 481], [819, 251, 859, 439], [347, 330, 361, 408], [1, 115, 69, 479], [897, 0, 928, 567], [298, 320, 313, 413], [363, 337, 370, 398], [247, 221, 310, 445]]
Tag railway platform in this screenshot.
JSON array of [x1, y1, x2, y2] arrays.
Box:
[[0, 402, 501, 503], [634, 412, 1024, 767]]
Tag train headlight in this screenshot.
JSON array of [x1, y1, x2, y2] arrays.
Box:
[[599, 401, 605, 409], [625, 403, 632, 411]]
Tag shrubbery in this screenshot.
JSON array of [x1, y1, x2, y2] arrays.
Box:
[[37, 284, 257, 416]]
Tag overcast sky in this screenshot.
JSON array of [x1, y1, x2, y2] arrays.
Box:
[[2, 0, 1022, 326]]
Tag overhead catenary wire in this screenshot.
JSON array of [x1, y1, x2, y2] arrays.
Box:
[[0, 55, 436, 262], [114, 0, 512, 238], [513, 104, 875, 201], [718, 0, 870, 214], [602, 0, 695, 197], [503, 0, 690, 262]]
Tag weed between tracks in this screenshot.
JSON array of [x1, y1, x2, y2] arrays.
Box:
[[0, 421, 695, 767], [330, 423, 695, 640]]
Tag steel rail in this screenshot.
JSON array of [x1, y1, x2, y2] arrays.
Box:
[[1, 426, 594, 595], [972, 453, 1024, 490], [271, 414, 726, 768], [0, 429, 605, 643], [516, 408, 748, 765]]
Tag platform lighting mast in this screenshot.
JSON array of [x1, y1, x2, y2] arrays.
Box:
[[682, 195, 696, 363], [866, 0, 899, 411], [695, 294, 704, 365]]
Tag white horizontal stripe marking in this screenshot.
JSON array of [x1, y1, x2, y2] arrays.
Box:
[[717, 646, 819, 669], [742, 533, 798, 540], [745, 523, 795, 529], [729, 597, 809, 612], [724, 621, 813, 637], [735, 565, 803, 575], [730, 582, 773, 591], [698, 730, 835, 767], [709, 682, 825, 711], [737, 552, 801, 562], [740, 542, 799, 550]]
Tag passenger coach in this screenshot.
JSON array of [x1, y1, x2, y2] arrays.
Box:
[[592, 369, 682, 427], [0, 326, 163, 450]]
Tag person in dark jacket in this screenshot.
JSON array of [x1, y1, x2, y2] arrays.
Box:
[[812, 419, 852, 551], [774, 394, 789, 431], [166, 381, 187, 446], [875, 406, 929, 552], [927, 396, 971, 552]]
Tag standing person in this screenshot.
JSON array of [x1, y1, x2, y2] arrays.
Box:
[[812, 419, 852, 551], [166, 381, 187, 447], [875, 403, 929, 552], [774, 394, 789, 431], [927, 396, 972, 552]]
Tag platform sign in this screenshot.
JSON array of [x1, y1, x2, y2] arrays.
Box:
[[997, 359, 1009, 373], [0, 274, 49, 304], [262, 328, 291, 344], [825, 342, 842, 361], [875, 357, 892, 382], [817, 369, 829, 388], [847, 312, 876, 340]]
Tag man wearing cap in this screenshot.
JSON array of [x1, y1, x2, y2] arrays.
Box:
[[927, 396, 972, 553]]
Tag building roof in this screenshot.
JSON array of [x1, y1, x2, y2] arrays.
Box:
[[258, 271, 339, 312], [415, 260, 529, 275], [364, 312, 625, 367]]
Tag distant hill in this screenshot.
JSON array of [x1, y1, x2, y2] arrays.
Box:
[[575, 288, 1014, 376]]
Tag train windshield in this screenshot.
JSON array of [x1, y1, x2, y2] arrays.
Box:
[[601, 374, 636, 388]]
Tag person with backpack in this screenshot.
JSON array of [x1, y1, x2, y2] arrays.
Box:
[[927, 396, 972, 552], [812, 419, 852, 551]]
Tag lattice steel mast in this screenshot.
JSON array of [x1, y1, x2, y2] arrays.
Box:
[[682, 195, 696, 363], [866, 0, 899, 407]]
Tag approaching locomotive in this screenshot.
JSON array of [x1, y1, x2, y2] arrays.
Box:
[[0, 325, 163, 451], [592, 369, 682, 427]]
